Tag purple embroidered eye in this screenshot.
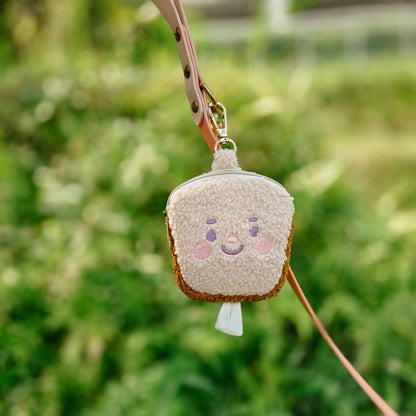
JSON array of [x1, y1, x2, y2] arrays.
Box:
[[207, 230, 216, 242], [249, 218, 258, 222], [250, 226, 259, 237], [206, 219, 217, 224]]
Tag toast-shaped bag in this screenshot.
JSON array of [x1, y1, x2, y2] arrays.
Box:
[[166, 148, 294, 335]]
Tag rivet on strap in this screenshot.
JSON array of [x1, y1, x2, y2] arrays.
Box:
[[174, 27, 181, 41]]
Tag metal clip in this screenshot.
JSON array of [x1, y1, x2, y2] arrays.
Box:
[[200, 81, 232, 145], [200, 81, 218, 109], [209, 102, 227, 140]]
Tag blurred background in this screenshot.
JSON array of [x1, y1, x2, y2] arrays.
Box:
[[1, 0, 415, 414]]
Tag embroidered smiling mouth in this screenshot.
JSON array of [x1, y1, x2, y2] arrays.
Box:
[[221, 245, 244, 255]]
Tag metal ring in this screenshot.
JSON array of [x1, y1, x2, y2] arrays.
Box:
[[200, 81, 218, 109], [214, 138, 237, 153]]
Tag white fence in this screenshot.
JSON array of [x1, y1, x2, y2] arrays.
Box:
[[185, 0, 416, 60]]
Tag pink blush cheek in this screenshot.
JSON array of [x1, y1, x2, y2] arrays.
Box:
[[194, 244, 212, 260], [255, 237, 273, 255]]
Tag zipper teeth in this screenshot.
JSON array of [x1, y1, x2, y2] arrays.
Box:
[[167, 169, 286, 207]]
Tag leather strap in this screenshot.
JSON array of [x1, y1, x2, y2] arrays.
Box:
[[153, 1, 399, 414], [287, 268, 398, 416], [152, 0, 217, 152]]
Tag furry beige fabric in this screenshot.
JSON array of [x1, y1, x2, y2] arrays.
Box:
[[166, 149, 294, 302], [211, 148, 240, 170]]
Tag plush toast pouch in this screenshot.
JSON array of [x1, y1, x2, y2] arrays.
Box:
[[166, 148, 294, 335]]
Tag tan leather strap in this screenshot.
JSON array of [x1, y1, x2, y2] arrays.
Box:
[[287, 267, 398, 416], [152, 0, 217, 152], [153, 1, 399, 414]]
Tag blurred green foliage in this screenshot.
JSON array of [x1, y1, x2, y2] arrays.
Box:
[[290, 0, 321, 13], [1, 1, 416, 415]]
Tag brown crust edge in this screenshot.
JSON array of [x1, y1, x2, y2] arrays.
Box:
[[166, 216, 294, 303]]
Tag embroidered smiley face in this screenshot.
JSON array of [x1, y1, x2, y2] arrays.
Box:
[[193, 217, 273, 260]]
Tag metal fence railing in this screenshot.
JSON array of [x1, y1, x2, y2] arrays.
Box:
[[187, 1, 416, 61]]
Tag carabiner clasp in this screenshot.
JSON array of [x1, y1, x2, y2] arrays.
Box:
[[200, 81, 227, 139], [200, 81, 218, 110], [209, 102, 227, 139]]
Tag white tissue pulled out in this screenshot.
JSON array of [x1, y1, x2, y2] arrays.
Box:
[[215, 302, 243, 336]]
